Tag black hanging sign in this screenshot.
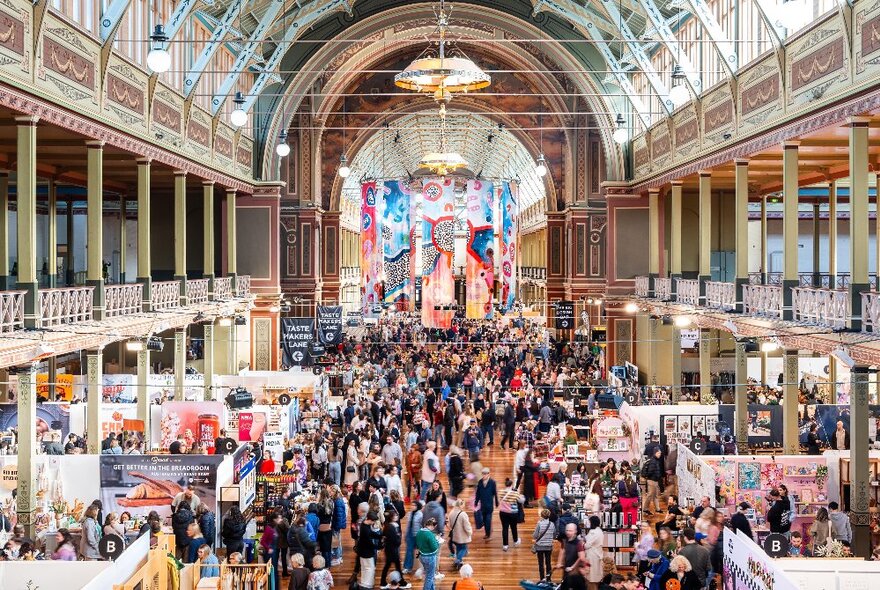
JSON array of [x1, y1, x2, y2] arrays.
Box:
[[317, 305, 343, 345], [281, 318, 314, 366], [555, 301, 575, 329]]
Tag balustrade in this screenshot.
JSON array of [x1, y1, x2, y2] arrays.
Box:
[[151, 281, 181, 310], [675, 279, 700, 306], [791, 287, 848, 330], [0, 290, 25, 333], [213, 276, 233, 301], [742, 284, 783, 319], [187, 279, 210, 305], [104, 284, 143, 318], [705, 281, 736, 311], [40, 287, 94, 327], [654, 277, 672, 301], [862, 292, 880, 333], [236, 275, 251, 297], [634, 276, 649, 297]]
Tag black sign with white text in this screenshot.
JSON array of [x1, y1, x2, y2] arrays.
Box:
[[317, 306, 343, 345], [555, 301, 575, 329], [281, 318, 315, 366]]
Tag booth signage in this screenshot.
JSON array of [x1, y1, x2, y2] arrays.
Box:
[[281, 318, 315, 367], [237, 457, 256, 511], [317, 306, 343, 345], [99, 533, 125, 561], [555, 301, 574, 329]]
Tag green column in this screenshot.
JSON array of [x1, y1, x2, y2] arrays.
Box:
[[86, 350, 102, 454], [734, 340, 749, 453], [16, 367, 37, 537], [851, 366, 872, 557], [671, 327, 682, 402], [204, 323, 215, 400], [734, 160, 749, 311], [174, 171, 187, 304], [782, 349, 799, 454], [203, 182, 215, 290], [137, 159, 152, 310], [174, 329, 186, 401], [849, 119, 870, 330], [16, 117, 39, 327], [86, 141, 105, 319], [137, 349, 151, 449], [47, 179, 57, 288], [226, 189, 237, 284], [698, 171, 712, 297], [0, 171, 8, 289], [782, 142, 799, 321], [699, 328, 712, 404]]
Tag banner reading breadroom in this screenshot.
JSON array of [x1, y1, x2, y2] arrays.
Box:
[[316, 306, 343, 346], [99, 454, 225, 519], [281, 318, 314, 367]]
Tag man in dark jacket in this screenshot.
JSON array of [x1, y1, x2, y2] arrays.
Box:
[[730, 502, 754, 540], [500, 401, 516, 449], [678, 528, 710, 587], [474, 467, 498, 540], [767, 489, 791, 536], [355, 510, 383, 589], [481, 402, 496, 446], [642, 448, 664, 515]]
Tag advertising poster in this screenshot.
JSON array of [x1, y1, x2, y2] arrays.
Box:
[[37, 373, 74, 401], [159, 401, 225, 452], [263, 431, 284, 463], [102, 374, 136, 403], [0, 402, 70, 440], [101, 404, 139, 440], [99, 454, 224, 518], [281, 318, 314, 367], [316, 306, 343, 346], [233, 411, 268, 443], [147, 373, 204, 402], [232, 446, 256, 510]]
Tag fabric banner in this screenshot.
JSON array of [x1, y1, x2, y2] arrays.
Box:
[[421, 177, 456, 328], [465, 179, 495, 319], [281, 317, 314, 367], [500, 181, 518, 312], [360, 181, 382, 316], [675, 442, 717, 509], [316, 305, 343, 345], [381, 180, 414, 310], [555, 300, 575, 329]]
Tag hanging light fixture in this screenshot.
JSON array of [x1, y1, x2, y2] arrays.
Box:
[[777, 0, 806, 29], [534, 154, 547, 177], [415, 106, 470, 176], [230, 92, 248, 127], [275, 130, 290, 157], [146, 24, 171, 74], [339, 97, 351, 178], [669, 65, 689, 107], [535, 103, 548, 177], [394, 0, 490, 102], [612, 113, 629, 144]]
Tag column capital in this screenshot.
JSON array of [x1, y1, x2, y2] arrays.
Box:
[[202, 180, 216, 187], [173, 169, 188, 177], [14, 115, 39, 126], [698, 170, 712, 178], [734, 158, 749, 166], [85, 140, 105, 149], [136, 157, 152, 166], [647, 187, 660, 195], [226, 188, 238, 197], [670, 179, 683, 187], [848, 116, 872, 127], [782, 141, 800, 149]]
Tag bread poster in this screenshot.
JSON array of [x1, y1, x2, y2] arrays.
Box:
[[99, 455, 224, 518]]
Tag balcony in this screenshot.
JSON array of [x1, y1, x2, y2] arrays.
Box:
[[522, 267, 546, 280], [654, 277, 672, 301], [635, 275, 649, 297], [0, 290, 25, 333], [187, 279, 210, 305], [705, 281, 736, 311], [40, 287, 94, 327], [340, 267, 359, 283], [790, 287, 848, 330], [213, 276, 233, 301], [151, 281, 181, 310], [236, 275, 251, 298], [675, 279, 700, 306], [104, 284, 143, 318], [743, 284, 783, 319]]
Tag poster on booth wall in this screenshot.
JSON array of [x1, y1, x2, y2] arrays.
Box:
[[263, 431, 284, 463], [99, 454, 224, 519], [101, 404, 139, 440], [37, 373, 74, 401], [0, 402, 71, 440], [230, 411, 268, 443], [102, 374, 136, 403], [159, 401, 225, 452], [317, 306, 343, 346], [281, 318, 314, 367]]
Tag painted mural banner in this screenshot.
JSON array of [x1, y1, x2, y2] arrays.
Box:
[[381, 180, 415, 310], [500, 181, 518, 312], [465, 179, 495, 319], [360, 181, 382, 316], [421, 177, 456, 328]]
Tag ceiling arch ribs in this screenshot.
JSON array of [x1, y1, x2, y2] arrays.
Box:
[[182, 0, 246, 98], [99, 0, 133, 43], [163, 0, 202, 46], [681, 0, 738, 77], [531, 0, 675, 114], [222, 0, 355, 115]]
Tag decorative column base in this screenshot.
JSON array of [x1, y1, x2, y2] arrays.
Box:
[[175, 275, 188, 306], [698, 275, 711, 303], [137, 277, 152, 312], [87, 278, 105, 320], [647, 273, 657, 298], [782, 279, 798, 321], [849, 284, 869, 331], [734, 277, 749, 314], [205, 274, 215, 301], [17, 280, 39, 328]]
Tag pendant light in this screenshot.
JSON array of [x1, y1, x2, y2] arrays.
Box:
[[339, 97, 351, 178], [612, 113, 629, 144], [669, 65, 689, 107], [230, 92, 248, 127], [146, 24, 171, 74], [535, 104, 547, 177], [275, 130, 290, 157]]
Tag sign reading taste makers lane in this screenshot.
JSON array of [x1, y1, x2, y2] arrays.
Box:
[[317, 306, 343, 346], [281, 318, 315, 367], [555, 301, 575, 329]]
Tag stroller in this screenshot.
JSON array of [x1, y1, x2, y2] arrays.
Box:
[[520, 581, 560, 590]]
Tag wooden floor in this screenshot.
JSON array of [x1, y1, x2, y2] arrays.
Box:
[[330, 444, 545, 590]]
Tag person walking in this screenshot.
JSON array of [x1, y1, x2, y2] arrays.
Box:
[[448, 498, 474, 568], [421, 441, 440, 500], [642, 448, 664, 515], [499, 478, 524, 551], [355, 510, 383, 589], [221, 505, 247, 557], [532, 509, 557, 582], [380, 509, 407, 588], [474, 467, 498, 540], [403, 501, 424, 575], [416, 516, 441, 590]]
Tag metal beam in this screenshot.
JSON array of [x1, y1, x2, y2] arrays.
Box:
[[685, 0, 738, 76], [239, 0, 356, 113], [752, 0, 787, 47], [533, 0, 673, 114], [608, 0, 703, 96], [164, 0, 201, 45], [182, 0, 245, 98], [99, 0, 132, 43]]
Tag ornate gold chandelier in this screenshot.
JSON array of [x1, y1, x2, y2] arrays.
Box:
[[394, 1, 491, 103]]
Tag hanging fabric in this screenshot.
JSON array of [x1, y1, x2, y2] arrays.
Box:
[[465, 179, 495, 319], [381, 179, 414, 310], [500, 180, 519, 312], [360, 181, 381, 316], [421, 177, 456, 328]]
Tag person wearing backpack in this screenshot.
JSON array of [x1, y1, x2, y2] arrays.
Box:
[[532, 509, 557, 582], [767, 488, 792, 537]]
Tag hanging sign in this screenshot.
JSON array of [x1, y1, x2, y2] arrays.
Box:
[[317, 306, 343, 345], [555, 301, 575, 329], [281, 318, 314, 367]]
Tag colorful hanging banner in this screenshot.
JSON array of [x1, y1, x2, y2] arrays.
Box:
[[465, 179, 495, 319], [409, 182, 418, 311], [381, 180, 414, 311], [500, 181, 518, 312], [421, 177, 456, 328], [360, 181, 381, 316]]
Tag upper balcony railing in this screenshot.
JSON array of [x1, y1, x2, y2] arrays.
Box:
[[213, 276, 233, 301], [187, 279, 210, 305], [743, 284, 783, 319], [40, 287, 94, 327], [705, 281, 736, 311], [635, 276, 649, 297], [104, 284, 143, 318], [791, 287, 848, 330], [340, 267, 359, 282], [235, 275, 251, 298], [862, 292, 880, 333], [0, 290, 25, 333], [151, 281, 181, 311], [654, 277, 672, 301], [675, 279, 700, 306], [749, 272, 878, 290], [522, 267, 547, 280]]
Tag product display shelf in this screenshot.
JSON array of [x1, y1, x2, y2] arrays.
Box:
[[253, 474, 298, 532]]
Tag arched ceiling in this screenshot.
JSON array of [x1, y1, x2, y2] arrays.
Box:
[[341, 109, 547, 209]]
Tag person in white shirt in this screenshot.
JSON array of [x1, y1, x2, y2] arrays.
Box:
[[385, 465, 404, 497], [544, 474, 563, 508]]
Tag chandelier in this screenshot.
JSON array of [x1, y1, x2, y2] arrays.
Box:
[[394, 1, 491, 103], [415, 104, 471, 177]]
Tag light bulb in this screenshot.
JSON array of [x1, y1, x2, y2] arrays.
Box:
[[624, 302, 639, 314], [338, 154, 351, 178], [230, 107, 248, 128], [674, 315, 692, 328], [276, 142, 290, 157], [147, 48, 171, 74], [761, 341, 779, 353], [535, 154, 547, 177], [669, 83, 690, 107], [613, 127, 629, 144]]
